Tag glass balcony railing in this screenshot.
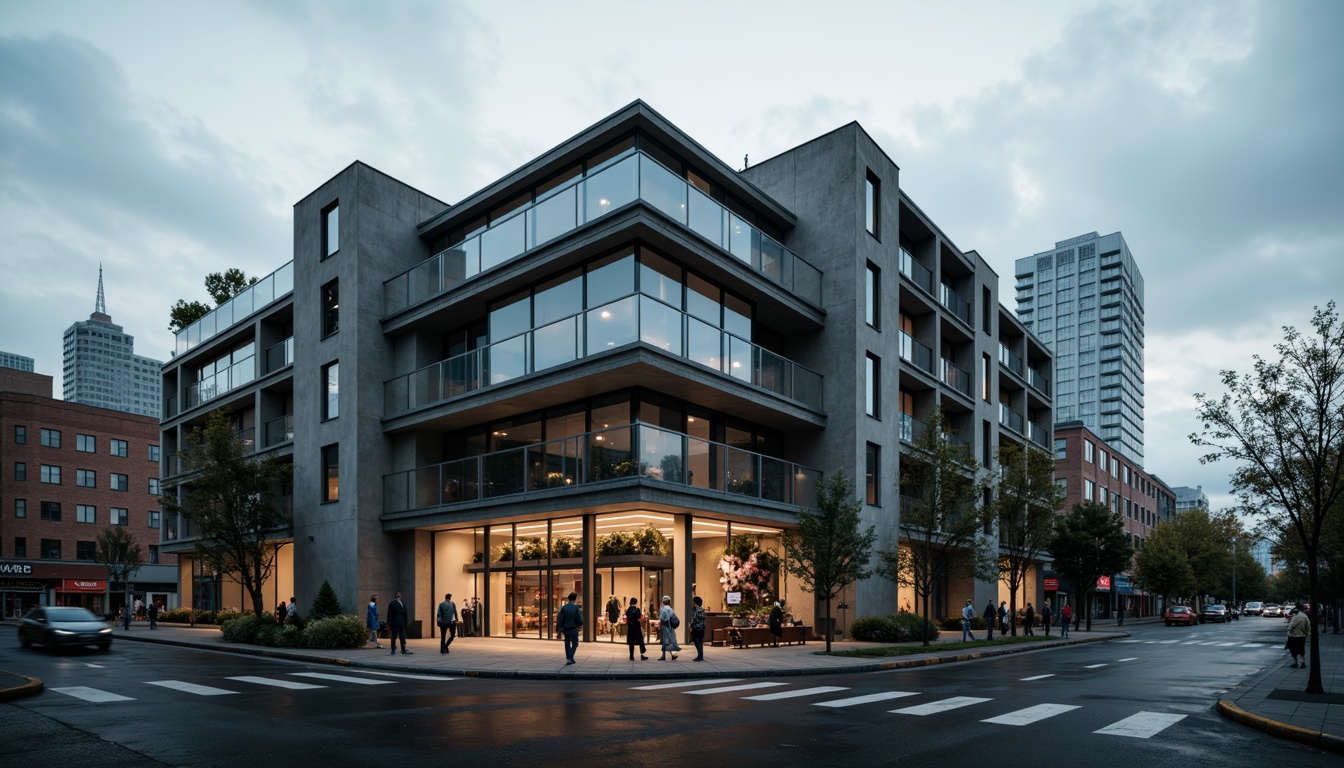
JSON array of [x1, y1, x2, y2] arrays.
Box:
[[1027, 421, 1051, 448], [898, 247, 934, 294], [383, 293, 823, 415], [384, 152, 823, 316], [265, 337, 294, 374], [174, 262, 294, 356], [941, 358, 971, 397], [899, 331, 934, 375], [939, 283, 972, 325], [998, 343, 1024, 377], [999, 403, 1025, 434], [899, 412, 926, 445], [265, 414, 294, 448], [382, 422, 821, 514], [1027, 366, 1051, 396], [184, 354, 256, 410]]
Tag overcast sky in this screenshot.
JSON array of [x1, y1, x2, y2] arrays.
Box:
[[2, 1, 1341, 512]]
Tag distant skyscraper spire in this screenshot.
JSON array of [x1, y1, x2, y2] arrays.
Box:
[[96, 263, 106, 315]]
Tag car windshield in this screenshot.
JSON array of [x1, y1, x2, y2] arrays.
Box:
[[1171, 607, 1188, 613], [46, 607, 100, 622], [1209, 606, 1225, 610]]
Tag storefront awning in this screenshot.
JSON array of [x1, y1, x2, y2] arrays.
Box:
[[60, 579, 107, 593]]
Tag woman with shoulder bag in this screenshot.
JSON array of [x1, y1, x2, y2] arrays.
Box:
[[658, 596, 680, 660]]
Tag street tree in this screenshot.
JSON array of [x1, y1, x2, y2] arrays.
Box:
[[160, 410, 293, 617], [784, 469, 877, 652], [168, 268, 261, 332], [1050, 501, 1133, 631], [1192, 302, 1344, 694], [877, 405, 989, 645], [990, 441, 1066, 636], [1133, 525, 1196, 604], [94, 526, 144, 619]]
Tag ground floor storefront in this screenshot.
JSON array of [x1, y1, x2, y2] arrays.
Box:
[[0, 560, 179, 619]]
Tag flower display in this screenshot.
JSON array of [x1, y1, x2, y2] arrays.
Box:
[[718, 552, 772, 607]]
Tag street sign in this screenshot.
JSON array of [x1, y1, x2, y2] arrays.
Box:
[[1097, 575, 1111, 591], [1044, 578, 1058, 591]]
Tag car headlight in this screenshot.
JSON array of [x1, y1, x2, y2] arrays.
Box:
[[53, 629, 75, 635], [99, 628, 112, 634]]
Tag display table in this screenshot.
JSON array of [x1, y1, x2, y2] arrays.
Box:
[[712, 624, 809, 648]]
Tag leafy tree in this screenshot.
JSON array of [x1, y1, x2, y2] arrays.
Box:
[[1192, 302, 1344, 694], [168, 268, 260, 332], [783, 469, 877, 652], [160, 410, 293, 617], [309, 580, 344, 620], [989, 441, 1065, 636], [1133, 526, 1196, 603], [877, 405, 989, 645], [1050, 502, 1133, 631], [94, 526, 144, 619]]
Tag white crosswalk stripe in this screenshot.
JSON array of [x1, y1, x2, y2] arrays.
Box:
[[684, 682, 787, 696], [1117, 658, 1138, 662], [1084, 664, 1107, 669], [146, 680, 237, 696], [1117, 640, 1140, 643], [632, 679, 743, 690], [355, 671, 461, 681], [1241, 643, 1267, 648], [51, 686, 135, 703], [982, 703, 1080, 726], [1020, 674, 1054, 681], [291, 672, 395, 685], [227, 675, 324, 690], [1159, 640, 1179, 644], [1094, 711, 1186, 738], [813, 691, 919, 708], [891, 696, 991, 716], [743, 686, 848, 701], [1216, 642, 1239, 647]]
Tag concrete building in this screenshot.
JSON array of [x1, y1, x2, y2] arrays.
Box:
[[1173, 485, 1210, 512], [0, 352, 35, 373], [1053, 420, 1173, 617], [159, 102, 1050, 641], [0, 367, 177, 618], [1015, 232, 1144, 465], [63, 266, 163, 418]]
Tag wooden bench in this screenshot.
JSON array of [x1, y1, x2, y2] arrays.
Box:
[[712, 624, 809, 648]]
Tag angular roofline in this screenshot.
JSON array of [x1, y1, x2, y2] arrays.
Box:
[[293, 160, 451, 210]]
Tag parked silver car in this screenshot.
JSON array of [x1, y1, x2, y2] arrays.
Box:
[[17, 606, 113, 651]]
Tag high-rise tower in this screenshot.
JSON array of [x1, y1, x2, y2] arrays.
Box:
[[62, 265, 163, 417]]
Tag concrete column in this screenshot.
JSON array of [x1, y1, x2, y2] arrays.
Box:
[[677, 513, 691, 642]]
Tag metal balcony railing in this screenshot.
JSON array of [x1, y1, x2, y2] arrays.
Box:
[[899, 247, 933, 294], [939, 283, 972, 325], [941, 358, 971, 397], [899, 331, 934, 375], [998, 343, 1024, 377]]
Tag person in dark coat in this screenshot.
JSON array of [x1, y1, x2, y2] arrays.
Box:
[[1023, 603, 1035, 636], [387, 591, 411, 656], [768, 602, 784, 646], [1041, 602, 1053, 637], [984, 600, 996, 640], [625, 597, 647, 660]]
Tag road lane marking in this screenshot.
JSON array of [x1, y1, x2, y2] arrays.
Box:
[[227, 676, 324, 690], [891, 696, 991, 716], [355, 671, 461, 680], [1084, 664, 1108, 669], [1183, 641, 1202, 645], [744, 686, 849, 701], [982, 703, 1080, 726], [684, 682, 787, 695], [1217, 642, 1239, 647], [1117, 658, 1138, 662], [1020, 674, 1055, 681], [1159, 640, 1179, 644], [632, 679, 743, 690], [1094, 711, 1186, 738], [1117, 640, 1140, 643], [147, 680, 237, 696], [814, 691, 919, 708], [1199, 642, 1222, 646], [51, 686, 134, 703], [84, 663, 105, 668], [1241, 643, 1266, 648], [291, 672, 395, 686], [1143, 641, 1156, 644]]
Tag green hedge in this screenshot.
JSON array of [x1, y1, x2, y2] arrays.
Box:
[[850, 613, 940, 643], [940, 615, 987, 631], [221, 613, 367, 650]]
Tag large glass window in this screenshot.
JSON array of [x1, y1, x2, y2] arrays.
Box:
[[77, 469, 95, 488], [322, 280, 339, 337], [41, 539, 61, 560], [323, 444, 340, 502], [638, 251, 682, 309], [586, 252, 635, 308], [111, 508, 128, 526], [533, 270, 582, 327], [322, 361, 340, 421], [111, 439, 128, 457], [490, 291, 532, 342], [148, 444, 160, 462], [111, 473, 128, 492], [148, 510, 161, 528]]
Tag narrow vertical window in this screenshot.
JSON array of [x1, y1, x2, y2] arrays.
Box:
[[982, 286, 992, 334], [322, 443, 340, 502], [865, 442, 880, 506], [322, 280, 340, 337], [323, 202, 340, 259], [322, 361, 340, 421], [981, 353, 992, 401], [865, 262, 880, 328], [864, 171, 880, 238], [865, 353, 880, 417]]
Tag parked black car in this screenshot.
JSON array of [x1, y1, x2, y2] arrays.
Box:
[[1199, 604, 1229, 624], [17, 606, 113, 651]]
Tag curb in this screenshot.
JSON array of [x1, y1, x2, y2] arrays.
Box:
[[1217, 699, 1344, 755], [113, 628, 1121, 681], [0, 675, 44, 703]]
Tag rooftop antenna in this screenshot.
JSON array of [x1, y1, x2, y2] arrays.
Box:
[[95, 263, 106, 314]]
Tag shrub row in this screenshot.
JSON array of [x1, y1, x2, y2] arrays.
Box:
[[220, 612, 368, 650], [850, 613, 940, 643], [939, 616, 988, 631], [159, 608, 244, 625]]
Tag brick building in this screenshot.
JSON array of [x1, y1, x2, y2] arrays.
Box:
[[0, 367, 177, 617]]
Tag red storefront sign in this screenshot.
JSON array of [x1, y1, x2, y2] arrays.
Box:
[[1097, 575, 1111, 591], [1044, 578, 1058, 591], [60, 579, 106, 593]]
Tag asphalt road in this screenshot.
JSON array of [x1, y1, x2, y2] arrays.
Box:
[[1, 615, 1333, 767]]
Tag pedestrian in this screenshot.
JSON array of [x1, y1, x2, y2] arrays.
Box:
[[437, 593, 458, 654], [387, 591, 411, 655], [286, 596, 298, 625], [690, 596, 707, 662], [134, 598, 143, 620], [998, 601, 1009, 634], [1024, 603, 1035, 636], [147, 601, 159, 630], [276, 600, 287, 625], [366, 594, 382, 649], [1060, 602, 1071, 638], [961, 599, 975, 642], [1286, 603, 1310, 668], [984, 600, 996, 641], [606, 594, 621, 639], [768, 601, 784, 647], [120, 604, 132, 631], [556, 591, 583, 665], [658, 595, 681, 660], [626, 597, 648, 661], [1041, 602, 1052, 637], [1117, 602, 1126, 626]]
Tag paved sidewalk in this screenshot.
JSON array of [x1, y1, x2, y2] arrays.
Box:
[[1218, 623, 1344, 755]]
